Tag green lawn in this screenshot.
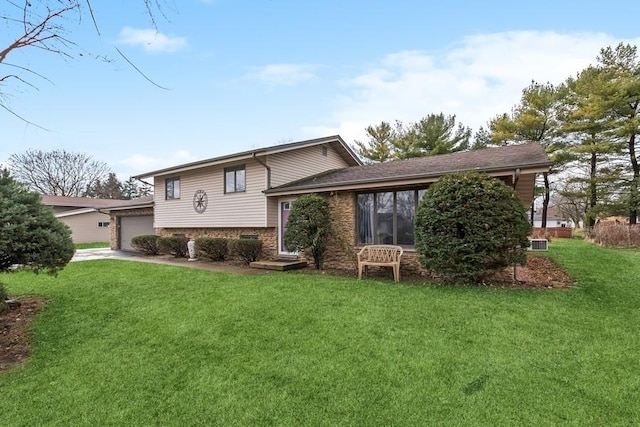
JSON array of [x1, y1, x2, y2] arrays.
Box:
[[74, 242, 110, 249], [1, 239, 639, 426]]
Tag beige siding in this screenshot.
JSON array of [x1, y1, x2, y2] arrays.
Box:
[[154, 160, 268, 228], [58, 211, 111, 243], [515, 173, 536, 207], [266, 197, 279, 228], [268, 144, 350, 188]]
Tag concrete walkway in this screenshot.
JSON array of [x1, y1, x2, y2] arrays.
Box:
[[71, 248, 269, 275]]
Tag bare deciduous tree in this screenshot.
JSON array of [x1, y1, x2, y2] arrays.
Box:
[[8, 149, 111, 196], [0, 0, 167, 122]]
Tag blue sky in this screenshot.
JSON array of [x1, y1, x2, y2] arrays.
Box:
[[2, 0, 640, 179]]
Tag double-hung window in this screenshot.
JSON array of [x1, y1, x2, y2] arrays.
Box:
[[357, 188, 427, 247], [165, 177, 180, 200], [225, 165, 246, 193]]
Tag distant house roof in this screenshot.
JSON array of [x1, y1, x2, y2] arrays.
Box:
[[132, 135, 363, 179], [265, 142, 551, 196], [41, 195, 131, 209], [99, 196, 154, 212]]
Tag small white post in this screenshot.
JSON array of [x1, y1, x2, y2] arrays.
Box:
[[187, 238, 197, 261]]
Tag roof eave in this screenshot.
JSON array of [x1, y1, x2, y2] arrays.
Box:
[[265, 161, 551, 196], [133, 135, 361, 179]]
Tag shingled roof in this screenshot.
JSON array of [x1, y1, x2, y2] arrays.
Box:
[[265, 142, 551, 195]]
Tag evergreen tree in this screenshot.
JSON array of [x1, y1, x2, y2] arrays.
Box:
[[559, 67, 626, 227], [86, 172, 124, 199], [353, 121, 398, 163], [0, 169, 74, 275], [481, 81, 566, 227], [596, 43, 640, 224], [354, 113, 471, 162], [393, 113, 471, 158]]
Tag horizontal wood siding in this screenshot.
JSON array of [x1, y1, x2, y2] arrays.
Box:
[[515, 173, 536, 207], [268, 144, 350, 188], [154, 160, 268, 228], [59, 211, 111, 243], [266, 197, 278, 228]]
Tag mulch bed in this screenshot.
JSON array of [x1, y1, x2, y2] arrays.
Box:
[[0, 297, 47, 372]]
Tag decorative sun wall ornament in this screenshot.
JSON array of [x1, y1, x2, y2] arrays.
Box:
[[193, 190, 208, 213]]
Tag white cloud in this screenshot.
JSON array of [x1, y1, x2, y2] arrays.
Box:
[[246, 64, 318, 86], [305, 31, 640, 144], [117, 27, 187, 53]]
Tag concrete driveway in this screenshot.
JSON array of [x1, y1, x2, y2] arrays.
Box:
[[70, 248, 268, 275], [71, 248, 138, 262]]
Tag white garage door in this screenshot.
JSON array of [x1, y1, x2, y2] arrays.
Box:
[[120, 216, 155, 251]]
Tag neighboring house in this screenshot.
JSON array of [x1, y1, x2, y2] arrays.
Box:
[[42, 195, 130, 244], [114, 135, 551, 274], [532, 205, 575, 228]]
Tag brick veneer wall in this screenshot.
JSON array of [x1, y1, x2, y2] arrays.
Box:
[[109, 207, 154, 250], [156, 227, 278, 259]]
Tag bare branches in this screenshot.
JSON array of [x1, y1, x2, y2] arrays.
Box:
[[7, 149, 111, 197], [0, 0, 170, 122]]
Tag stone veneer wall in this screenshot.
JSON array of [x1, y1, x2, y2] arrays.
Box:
[[109, 207, 154, 250], [156, 227, 278, 259]]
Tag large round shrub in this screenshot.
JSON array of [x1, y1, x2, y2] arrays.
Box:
[[415, 172, 531, 283]]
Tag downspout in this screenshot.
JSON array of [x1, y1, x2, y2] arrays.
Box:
[[512, 168, 521, 190], [253, 152, 272, 189]]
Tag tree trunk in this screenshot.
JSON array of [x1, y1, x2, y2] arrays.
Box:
[[629, 133, 639, 225], [541, 172, 550, 228], [588, 152, 597, 228]]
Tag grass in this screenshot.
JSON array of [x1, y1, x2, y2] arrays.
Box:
[[74, 242, 110, 249], [1, 239, 639, 426]]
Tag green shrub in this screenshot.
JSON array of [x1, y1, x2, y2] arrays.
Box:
[[283, 194, 331, 269], [228, 239, 262, 264], [158, 236, 189, 258], [415, 171, 531, 283], [1, 169, 74, 275], [130, 235, 160, 255], [195, 237, 228, 261], [0, 283, 8, 314]]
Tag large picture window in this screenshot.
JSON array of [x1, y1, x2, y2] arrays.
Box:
[[357, 189, 427, 247], [225, 165, 246, 193], [165, 177, 180, 200]]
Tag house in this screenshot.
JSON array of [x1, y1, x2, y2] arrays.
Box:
[[532, 205, 575, 228], [113, 135, 551, 274], [42, 195, 132, 244]]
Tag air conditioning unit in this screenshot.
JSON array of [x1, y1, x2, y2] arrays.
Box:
[[528, 239, 549, 251]]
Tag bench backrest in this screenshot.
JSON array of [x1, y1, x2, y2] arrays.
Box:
[[359, 245, 403, 263]]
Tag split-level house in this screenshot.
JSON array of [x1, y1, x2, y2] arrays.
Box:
[[111, 135, 551, 274]]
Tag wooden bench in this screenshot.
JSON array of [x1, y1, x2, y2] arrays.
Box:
[[357, 245, 404, 282]]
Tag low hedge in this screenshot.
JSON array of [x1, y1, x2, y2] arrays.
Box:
[[130, 235, 160, 255], [195, 237, 228, 261], [158, 236, 189, 258], [228, 239, 262, 264]]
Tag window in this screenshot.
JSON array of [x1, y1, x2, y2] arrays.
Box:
[[225, 165, 246, 193], [165, 177, 180, 200], [357, 188, 427, 247], [97, 222, 110, 228]]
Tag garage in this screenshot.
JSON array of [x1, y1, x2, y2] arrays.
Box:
[[119, 215, 155, 251]]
